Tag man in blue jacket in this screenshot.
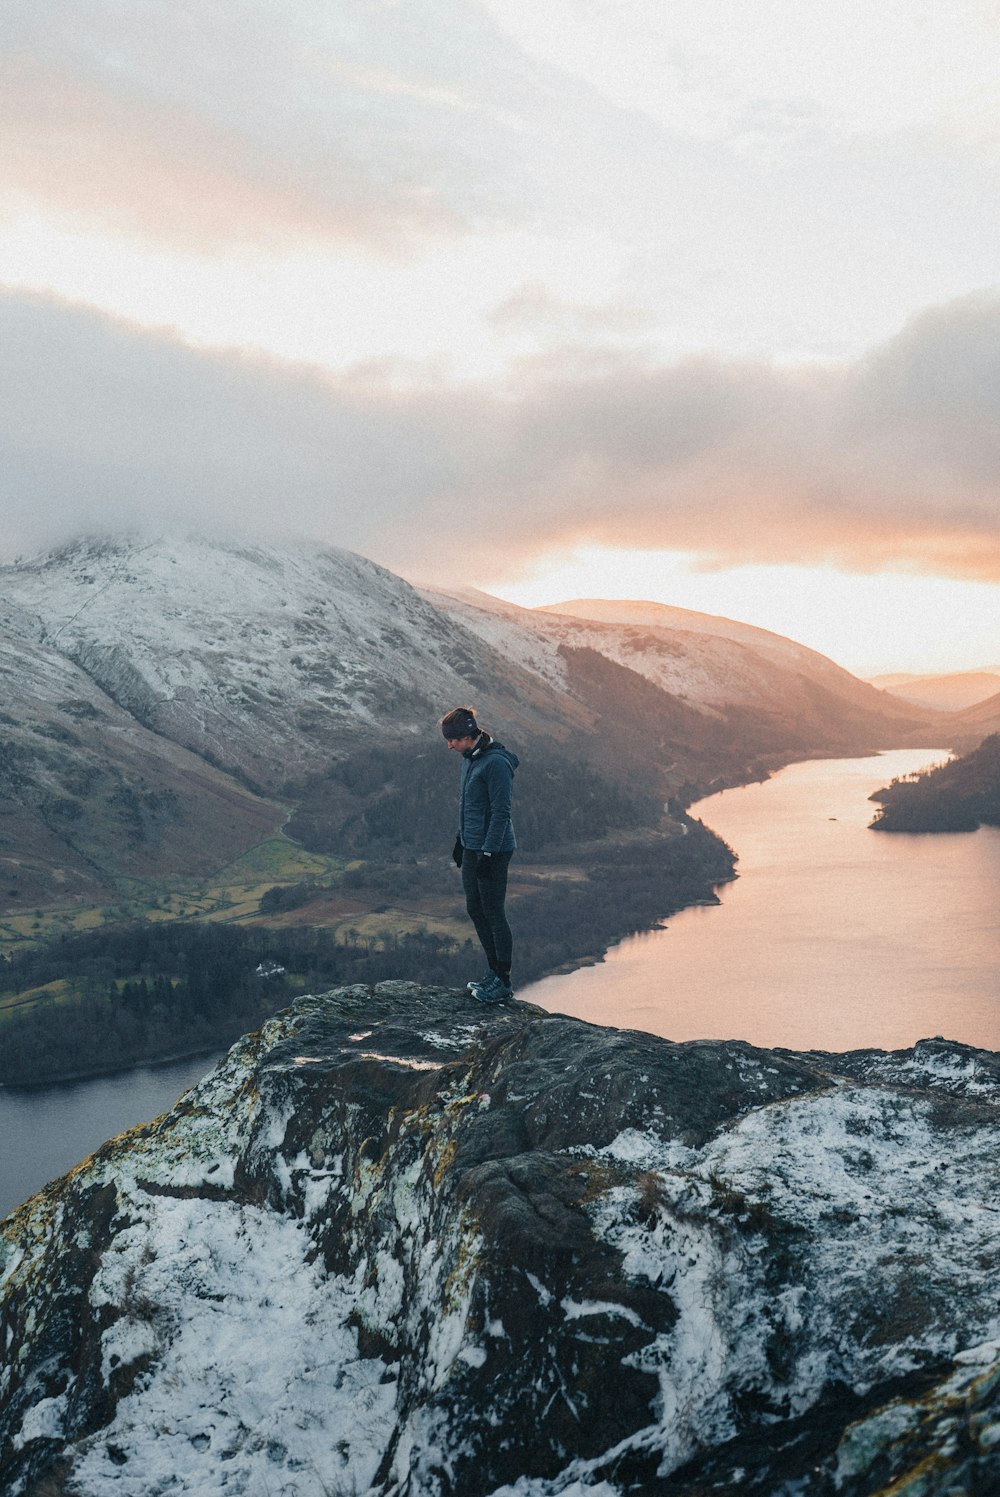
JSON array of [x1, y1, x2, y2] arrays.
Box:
[[441, 706, 518, 1004]]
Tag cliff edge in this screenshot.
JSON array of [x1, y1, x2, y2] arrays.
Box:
[[3, 985, 1000, 1496]]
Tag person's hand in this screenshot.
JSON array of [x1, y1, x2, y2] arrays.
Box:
[[477, 852, 494, 878], [452, 838, 463, 868]]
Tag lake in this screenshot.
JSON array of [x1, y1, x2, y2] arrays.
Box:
[[526, 748, 1000, 1052], [3, 747, 998, 1219]]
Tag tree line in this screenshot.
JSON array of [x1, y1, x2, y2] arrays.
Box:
[[869, 734, 1000, 833], [1, 818, 733, 1086]]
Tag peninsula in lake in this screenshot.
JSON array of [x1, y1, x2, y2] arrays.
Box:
[[870, 732, 1000, 832]]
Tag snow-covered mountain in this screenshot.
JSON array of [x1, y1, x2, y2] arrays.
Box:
[[542, 594, 855, 672], [0, 599, 281, 907], [1, 537, 582, 788], [426, 585, 921, 726], [0, 534, 941, 908], [4, 984, 1000, 1495], [1, 536, 934, 784]]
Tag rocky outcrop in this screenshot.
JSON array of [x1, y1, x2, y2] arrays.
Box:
[[3, 985, 1000, 1496]]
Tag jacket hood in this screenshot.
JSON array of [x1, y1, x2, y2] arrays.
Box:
[[463, 734, 518, 772], [484, 740, 518, 773]]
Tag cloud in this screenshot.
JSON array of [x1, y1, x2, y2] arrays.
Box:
[[489, 282, 655, 339], [0, 289, 447, 553], [0, 0, 780, 286], [0, 0, 568, 253], [2, 287, 1000, 583], [7, 0, 998, 389]]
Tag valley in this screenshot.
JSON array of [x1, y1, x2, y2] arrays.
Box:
[[0, 534, 962, 1084]]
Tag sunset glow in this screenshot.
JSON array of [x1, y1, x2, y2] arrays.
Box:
[[3, 1, 1000, 677], [483, 548, 1000, 678]]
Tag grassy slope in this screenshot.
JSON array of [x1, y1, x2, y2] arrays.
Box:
[[0, 838, 336, 948]]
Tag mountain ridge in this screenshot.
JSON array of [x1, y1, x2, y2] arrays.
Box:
[[868, 669, 1000, 712], [424, 582, 935, 736], [540, 594, 851, 669]]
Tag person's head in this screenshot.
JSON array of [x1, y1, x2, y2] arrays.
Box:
[[440, 706, 480, 753]]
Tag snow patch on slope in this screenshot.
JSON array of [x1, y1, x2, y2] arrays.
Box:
[[74, 1197, 397, 1497], [1, 537, 489, 777]]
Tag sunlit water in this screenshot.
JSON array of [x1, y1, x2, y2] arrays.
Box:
[[524, 749, 1000, 1054], [0, 1053, 219, 1220]]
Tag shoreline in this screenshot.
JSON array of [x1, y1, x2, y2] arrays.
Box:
[[0, 874, 732, 1091], [2, 743, 920, 1092], [0, 1044, 225, 1094]]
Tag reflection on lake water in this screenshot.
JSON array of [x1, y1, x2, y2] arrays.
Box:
[[524, 750, 1000, 1054]]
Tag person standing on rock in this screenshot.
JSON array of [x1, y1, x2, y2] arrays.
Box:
[[440, 706, 519, 1003]]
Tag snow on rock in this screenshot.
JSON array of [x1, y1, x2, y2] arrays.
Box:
[[3, 986, 1000, 1495]]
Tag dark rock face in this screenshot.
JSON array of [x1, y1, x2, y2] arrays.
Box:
[[3, 986, 1000, 1496]]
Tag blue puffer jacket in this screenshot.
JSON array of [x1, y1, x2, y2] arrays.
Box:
[[458, 736, 518, 853]]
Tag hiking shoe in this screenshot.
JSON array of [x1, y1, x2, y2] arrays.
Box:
[[472, 974, 514, 1004], [467, 971, 496, 992]]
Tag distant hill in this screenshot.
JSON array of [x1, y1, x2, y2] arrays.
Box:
[[869, 733, 1000, 832], [868, 670, 1000, 712], [538, 596, 821, 666], [948, 689, 1000, 744], [431, 589, 938, 761]]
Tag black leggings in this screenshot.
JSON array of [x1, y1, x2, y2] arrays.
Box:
[[461, 851, 513, 974]]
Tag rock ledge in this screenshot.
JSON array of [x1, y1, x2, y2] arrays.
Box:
[[3, 984, 1000, 1496]]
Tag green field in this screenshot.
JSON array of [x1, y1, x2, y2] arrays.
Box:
[[0, 978, 75, 1017], [0, 836, 347, 953]]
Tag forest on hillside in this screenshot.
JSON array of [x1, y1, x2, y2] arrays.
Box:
[[869, 734, 1000, 832], [0, 820, 734, 1085], [283, 732, 663, 856]]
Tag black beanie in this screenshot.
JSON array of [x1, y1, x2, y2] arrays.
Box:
[[441, 711, 479, 740]]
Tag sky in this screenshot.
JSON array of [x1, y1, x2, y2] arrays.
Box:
[[2, 0, 1000, 676]]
